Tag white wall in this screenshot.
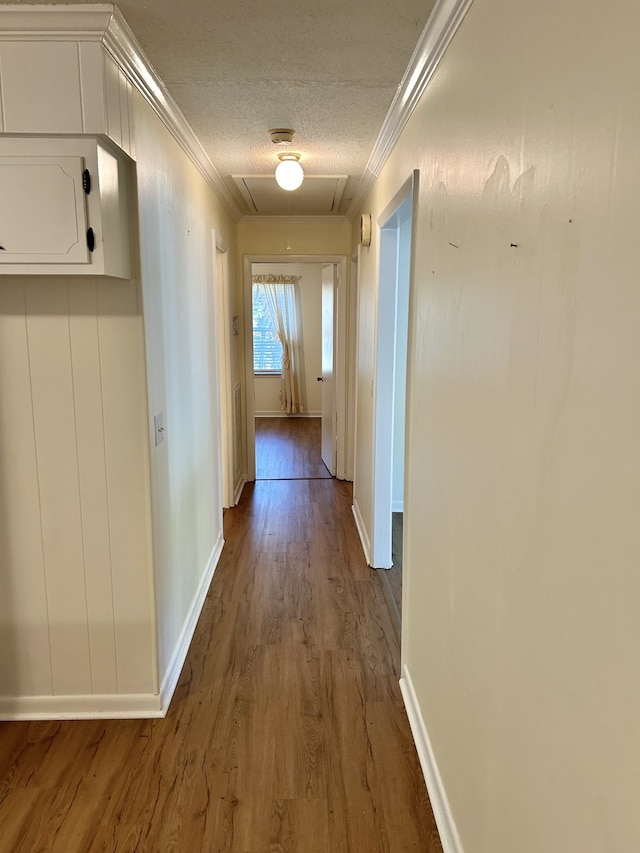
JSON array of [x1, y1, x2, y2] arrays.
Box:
[[0, 19, 236, 717], [354, 0, 640, 849], [252, 262, 323, 416], [131, 83, 235, 703]]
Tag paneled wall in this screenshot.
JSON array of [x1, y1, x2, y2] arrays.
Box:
[[0, 277, 154, 709], [0, 10, 237, 717], [0, 39, 134, 157]]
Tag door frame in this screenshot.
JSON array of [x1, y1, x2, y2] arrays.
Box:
[[212, 231, 235, 507], [320, 263, 337, 476], [243, 254, 349, 482], [347, 249, 359, 482], [370, 172, 418, 568]]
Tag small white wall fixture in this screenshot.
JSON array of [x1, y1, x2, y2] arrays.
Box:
[[370, 173, 418, 568]]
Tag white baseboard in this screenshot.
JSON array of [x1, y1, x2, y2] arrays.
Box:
[[0, 692, 164, 721], [254, 411, 321, 418], [0, 531, 226, 722], [392, 500, 404, 513], [159, 529, 225, 714], [352, 497, 371, 566], [400, 664, 464, 853]]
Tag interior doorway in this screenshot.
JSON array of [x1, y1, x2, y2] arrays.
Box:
[[243, 255, 349, 483], [370, 174, 417, 589]]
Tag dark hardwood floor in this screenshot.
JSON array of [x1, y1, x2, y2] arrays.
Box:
[[255, 417, 331, 480], [380, 512, 404, 640], [0, 480, 442, 852]]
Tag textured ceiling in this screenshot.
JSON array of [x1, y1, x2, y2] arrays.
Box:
[[4, 0, 438, 215]]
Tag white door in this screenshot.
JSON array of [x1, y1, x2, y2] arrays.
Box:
[[321, 264, 336, 475]]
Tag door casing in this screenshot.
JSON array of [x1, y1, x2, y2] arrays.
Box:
[[242, 254, 349, 482]]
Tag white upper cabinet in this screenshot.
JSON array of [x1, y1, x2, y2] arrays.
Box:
[[0, 138, 132, 278], [0, 155, 90, 264]]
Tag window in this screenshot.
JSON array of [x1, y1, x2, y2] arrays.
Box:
[[253, 286, 282, 373]]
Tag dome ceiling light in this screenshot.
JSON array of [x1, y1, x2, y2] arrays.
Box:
[[275, 153, 304, 191], [270, 128, 304, 192]]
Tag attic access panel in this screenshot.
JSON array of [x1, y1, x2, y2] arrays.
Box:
[[232, 175, 347, 215]]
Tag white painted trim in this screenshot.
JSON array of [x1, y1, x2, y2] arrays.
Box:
[[244, 257, 257, 481], [392, 500, 404, 513], [345, 251, 359, 482], [255, 411, 321, 418], [346, 0, 474, 220], [0, 4, 243, 222], [159, 530, 224, 714], [371, 176, 416, 570], [239, 215, 350, 226], [0, 692, 164, 721], [104, 10, 242, 221], [400, 664, 465, 853], [244, 254, 349, 483], [2, 533, 225, 720], [0, 4, 114, 38], [351, 498, 371, 566], [213, 232, 234, 509]]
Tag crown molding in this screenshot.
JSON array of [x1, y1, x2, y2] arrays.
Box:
[[239, 215, 350, 226], [0, 4, 243, 222], [0, 4, 113, 39], [102, 8, 242, 221], [346, 0, 475, 221]]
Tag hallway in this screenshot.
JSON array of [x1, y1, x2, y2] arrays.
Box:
[[255, 417, 332, 480], [0, 477, 442, 852]]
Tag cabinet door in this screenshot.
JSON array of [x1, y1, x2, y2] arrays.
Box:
[[0, 156, 90, 264]]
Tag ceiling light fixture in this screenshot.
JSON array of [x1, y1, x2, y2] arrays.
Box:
[[270, 128, 304, 191], [275, 152, 304, 191]]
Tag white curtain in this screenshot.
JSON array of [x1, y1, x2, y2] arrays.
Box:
[[253, 275, 304, 414]]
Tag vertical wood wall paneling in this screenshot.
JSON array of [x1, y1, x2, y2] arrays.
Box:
[[118, 71, 132, 157], [78, 41, 108, 134], [0, 42, 83, 132], [0, 50, 5, 131], [24, 279, 92, 695], [68, 280, 118, 695], [0, 280, 52, 696], [104, 53, 124, 149], [97, 279, 156, 695]]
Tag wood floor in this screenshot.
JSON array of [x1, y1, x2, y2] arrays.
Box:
[[255, 417, 331, 480], [380, 513, 404, 640], [0, 479, 442, 852]]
